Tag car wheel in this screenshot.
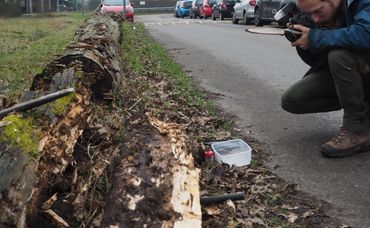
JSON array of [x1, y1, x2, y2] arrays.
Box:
[[219, 11, 224, 20], [243, 12, 250, 25], [254, 8, 263, 26], [232, 12, 239, 24]]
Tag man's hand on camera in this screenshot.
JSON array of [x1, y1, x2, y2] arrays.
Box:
[[291, 24, 310, 49]]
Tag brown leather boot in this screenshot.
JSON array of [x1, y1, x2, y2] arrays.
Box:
[[321, 127, 370, 158]]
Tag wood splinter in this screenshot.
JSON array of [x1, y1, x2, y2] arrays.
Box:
[[44, 209, 70, 227]]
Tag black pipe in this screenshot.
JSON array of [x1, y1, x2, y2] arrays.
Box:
[[0, 88, 75, 119], [200, 191, 245, 204]]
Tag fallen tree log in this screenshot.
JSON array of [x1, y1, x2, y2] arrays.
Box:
[[0, 14, 123, 227]]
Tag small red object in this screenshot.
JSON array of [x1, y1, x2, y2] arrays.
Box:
[[204, 150, 214, 163], [204, 150, 214, 158]]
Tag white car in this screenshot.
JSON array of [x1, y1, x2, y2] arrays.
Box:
[[232, 0, 255, 24]]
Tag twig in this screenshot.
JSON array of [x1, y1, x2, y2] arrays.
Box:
[[82, 208, 99, 228], [128, 98, 142, 110], [44, 209, 69, 227], [42, 193, 58, 210], [0, 121, 11, 128]]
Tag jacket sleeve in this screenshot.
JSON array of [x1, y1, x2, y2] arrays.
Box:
[[308, 0, 370, 51]]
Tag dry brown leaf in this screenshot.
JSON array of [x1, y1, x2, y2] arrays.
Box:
[[302, 210, 315, 218], [281, 204, 299, 210], [204, 205, 222, 215], [288, 213, 298, 223], [250, 217, 266, 226], [226, 199, 236, 213]]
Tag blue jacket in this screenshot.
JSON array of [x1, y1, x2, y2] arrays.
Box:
[[308, 0, 370, 52]]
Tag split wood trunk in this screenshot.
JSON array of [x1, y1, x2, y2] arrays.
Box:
[[0, 15, 123, 227]]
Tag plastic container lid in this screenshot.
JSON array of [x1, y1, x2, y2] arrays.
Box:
[[211, 139, 252, 167]]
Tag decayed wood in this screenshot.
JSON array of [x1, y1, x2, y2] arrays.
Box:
[[44, 209, 70, 227], [0, 15, 123, 227], [102, 113, 201, 227], [31, 14, 123, 98], [147, 114, 202, 228]]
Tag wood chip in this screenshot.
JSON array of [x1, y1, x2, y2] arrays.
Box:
[[42, 193, 58, 210], [44, 209, 69, 227], [0, 121, 11, 128]]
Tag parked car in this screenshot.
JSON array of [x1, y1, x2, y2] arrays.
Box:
[[100, 0, 134, 21], [174, 0, 193, 18], [211, 0, 236, 20], [199, 0, 216, 19], [253, 0, 281, 26], [232, 0, 255, 24], [189, 0, 203, 18]]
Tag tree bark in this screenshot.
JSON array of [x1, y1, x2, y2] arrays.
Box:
[[0, 15, 123, 227]]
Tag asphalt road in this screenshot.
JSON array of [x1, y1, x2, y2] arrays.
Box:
[[136, 14, 370, 227]]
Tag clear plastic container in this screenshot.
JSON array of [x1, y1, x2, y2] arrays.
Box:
[[211, 139, 252, 167]]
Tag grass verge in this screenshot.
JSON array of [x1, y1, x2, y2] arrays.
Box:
[[121, 22, 212, 110], [0, 12, 88, 101]]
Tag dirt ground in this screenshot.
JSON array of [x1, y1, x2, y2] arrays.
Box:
[[25, 22, 345, 227]]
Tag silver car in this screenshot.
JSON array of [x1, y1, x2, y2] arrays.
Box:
[[232, 0, 255, 24]]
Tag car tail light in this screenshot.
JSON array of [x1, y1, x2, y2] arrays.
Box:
[[249, 0, 256, 6], [221, 2, 226, 9]]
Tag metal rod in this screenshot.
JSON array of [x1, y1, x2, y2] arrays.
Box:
[[0, 88, 75, 119], [200, 191, 245, 204]]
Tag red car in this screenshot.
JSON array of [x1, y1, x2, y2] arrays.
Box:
[[199, 0, 216, 19], [100, 0, 134, 21]]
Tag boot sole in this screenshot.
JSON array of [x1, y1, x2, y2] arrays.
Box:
[[321, 141, 370, 158]]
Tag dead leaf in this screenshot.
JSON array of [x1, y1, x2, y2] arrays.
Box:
[[281, 204, 299, 210], [288, 213, 298, 223], [204, 206, 222, 215], [225, 199, 236, 213], [250, 217, 266, 226], [302, 210, 315, 218]]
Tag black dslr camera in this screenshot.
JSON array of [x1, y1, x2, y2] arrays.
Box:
[[274, 2, 316, 42]]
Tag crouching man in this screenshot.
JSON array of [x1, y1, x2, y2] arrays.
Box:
[[281, 0, 370, 157]]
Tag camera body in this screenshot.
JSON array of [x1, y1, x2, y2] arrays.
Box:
[[274, 2, 298, 27], [284, 27, 302, 42], [274, 2, 316, 42]]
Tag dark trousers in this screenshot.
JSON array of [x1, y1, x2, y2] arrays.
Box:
[[281, 49, 370, 132]]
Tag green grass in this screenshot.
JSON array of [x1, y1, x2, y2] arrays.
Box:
[[0, 12, 88, 101], [121, 22, 212, 109]]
